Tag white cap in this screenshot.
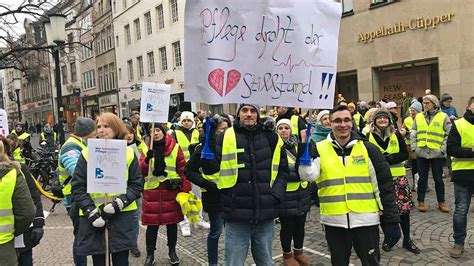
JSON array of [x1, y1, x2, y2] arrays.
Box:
[[385, 102, 397, 109]]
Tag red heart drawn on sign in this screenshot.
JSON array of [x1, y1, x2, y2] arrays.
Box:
[[208, 68, 225, 97], [225, 69, 241, 96]]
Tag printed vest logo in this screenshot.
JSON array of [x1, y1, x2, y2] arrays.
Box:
[[351, 155, 366, 165]]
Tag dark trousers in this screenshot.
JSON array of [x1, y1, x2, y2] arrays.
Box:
[[17, 248, 33, 266], [325, 225, 380, 266], [145, 224, 178, 252], [417, 157, 445, 202], [381, 214, 411, 244], [68, 209, 87, 266], [92, 250, 129, 266], [279, 214, 307, 253]]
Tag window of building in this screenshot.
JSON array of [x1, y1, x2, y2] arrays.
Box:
[[70, 62, 77, 82], [172, 41, 182, 68], [125, 24, 131, 45], [95, 32, 101, 54], [115, 36, 119, 47], [159, 46, 167, 71], [170, 0, 178, 23], [342, 0, 353, 13], [98, 67, 103, 92], [127, 60, 133, 81], [134, 18, 141, 40], [101, 29, 107, 51], [109, 63, 116, 90], [104, 64, 109, 91], [82, 70, 96, 90], [81, 41, 93, 60], [68, 33, 74, 53], [107, 25, 113, 49], [156, 4, 164, 30], [370, 0, 394, 8], [61, 65, 68, 84], [144, 12, 152, 35], [147, 51, 155, 75], [137, 56, 144, 78]]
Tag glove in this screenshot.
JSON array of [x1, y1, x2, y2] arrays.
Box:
[[383, 223, 401, 247], [87, 208, 106, 227], [30, 227, 44, 247], [145, 150, 155, 163], [383, 153, 394, 163], [100, 198, 124, 219], [262, 118, 275, 131]]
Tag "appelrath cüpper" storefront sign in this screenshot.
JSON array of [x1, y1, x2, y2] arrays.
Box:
[[358, 12, 455, 43]]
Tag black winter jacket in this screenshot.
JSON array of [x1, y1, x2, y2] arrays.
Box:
[[71, 151, 143, 256], [447, 110, 474, 184], [209, 121, 289, 224], [279, 144, 311, 217], [185, 144, 222, 213]]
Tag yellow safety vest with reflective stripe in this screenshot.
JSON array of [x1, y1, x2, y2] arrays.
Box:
[[368, 133, 405, 177], [316, 139, 380, 216], [362, 125, 370, 135], [137, 142, 148, 157], [13, 147, 25, 163], [136, 125, 143, 140], [41, 132, 57, 142], [0, 168, 16, 244], [451, 118, 474, 171], [353, 113, 362, 129], [285, 148, 308, 192], [415, 112, 447, 149], [187, 192, 202, 223], [175, 129, 199, 162], [290, 115, 299, 137], [58, 136, 87, 196], [404, 116, 414, 145], [17, 132, 30, 140], [144, 144, 180, 190], [201, 171, 219, 193], [218, 127, 283, 189], [79, 147, 137, 216]]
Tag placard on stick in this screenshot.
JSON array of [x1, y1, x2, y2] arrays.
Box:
[[87, 139, 127, 194], [139, 83, 171, 123], [0, 109, 9, 137]]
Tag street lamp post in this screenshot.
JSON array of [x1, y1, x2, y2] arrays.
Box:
[[45, 14, 66, 145], [13, 78, 21, 122]]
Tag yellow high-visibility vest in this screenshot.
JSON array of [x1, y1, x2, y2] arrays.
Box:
[[175, 129, 199, 161], [17, 132, 30, 140], [415, 112, 447, 149], [144, 144, 180, 190], [404, 116, 414, 145], [368, 133, 405, 177], [285, 147, 308, 192], [0, 168, 16, 244], [316, 139, 381, 216], [218, 127, 283, 189], [12, 147, 25, 163], [58, 136, 86, 196], [41, 132, 57, 142], [79, 147, 137, 216], [291, 115, 299, 137], [451, 118, 474, 171], [353, 113, 362, 129]]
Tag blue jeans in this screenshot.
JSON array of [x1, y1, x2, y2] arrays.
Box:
[[453, 183, 474, 245], [225, 221, 275, 266], [417, 157, 445, 202], [207, 211, 224, 265]]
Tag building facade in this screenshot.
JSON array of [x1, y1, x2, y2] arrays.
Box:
[[337, 0, 473, 113]]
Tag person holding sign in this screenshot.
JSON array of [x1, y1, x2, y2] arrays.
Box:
[[71, 113, 143, 265], [139, 123, 191, 266], [275, 119, 312, 266], [202, 103, 289, 266]]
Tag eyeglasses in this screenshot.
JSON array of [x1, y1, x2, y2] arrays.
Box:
[[331, 118, 352, 124]]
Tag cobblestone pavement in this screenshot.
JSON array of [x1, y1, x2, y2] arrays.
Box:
[[28, 134, 474, 265]]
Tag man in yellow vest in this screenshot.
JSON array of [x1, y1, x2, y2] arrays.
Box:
[[298, 105, 400, 265], [276, 106, 307, 141], [129, 111, 144, 141], [0, 163, 36, 265], [448, 97, 474, 258], [39, 122, 58, 149], [11, 122, 32, 159], [58, 117, 96, 266], [203, 103, 289, 265], [410, 95, 452, 213]]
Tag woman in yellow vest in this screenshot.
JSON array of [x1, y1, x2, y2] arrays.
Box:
[[0, 140, 36, 265], [275, 119, 312, 265], [139, 123, 191, 266], [402, 101, 422, 191], [368, 109, 420, 254], [71, 112, 144, 264]]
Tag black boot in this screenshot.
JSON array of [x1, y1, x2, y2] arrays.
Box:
[[168, 246, 180, 265], [144, 251, 154, 266], [403, 239, 421, 254]]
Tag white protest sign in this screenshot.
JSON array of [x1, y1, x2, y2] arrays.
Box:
[[184, 0, 342, 109], [87, 139, 127, 194], [0, 109, 9, 137], [139, 83, 171, 123]]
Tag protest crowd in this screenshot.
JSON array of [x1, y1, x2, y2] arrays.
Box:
[[1, 89, 474, 266]]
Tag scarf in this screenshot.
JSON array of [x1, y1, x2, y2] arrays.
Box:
[[311, 123, 332, 143], [372, 124, 395, 142], [282, 134, 298, 147]]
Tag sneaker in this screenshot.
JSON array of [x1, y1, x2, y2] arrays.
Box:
[[180, 225, 191, 237], [196, 220, 210, 229], [414, 174, 419, 191], [449, 244, 464, 258], [130, 248, 141, 257]]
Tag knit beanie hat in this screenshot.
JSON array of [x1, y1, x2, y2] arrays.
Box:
[[348, 102, 356, 110], [276, 119, 292, 132], [359, 101, 368, 108], [410, 101, 422, 113], [153, 123, 166, 133], [423, 95, 439, 108], [385, 101, 397, 109], [316, 110, 330, 123], [236, 103, 260, 116], [180, 111, 194, 121], [74, 117, 95, 137], [440, 93, 453, 104], [373, 109, 392, 123]]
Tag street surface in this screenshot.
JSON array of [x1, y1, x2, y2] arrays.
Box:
[[28, 133, 474, 265]]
